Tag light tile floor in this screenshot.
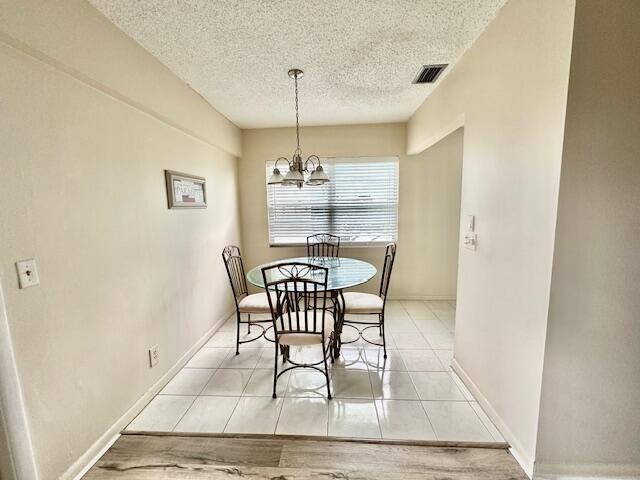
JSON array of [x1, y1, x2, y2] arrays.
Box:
[[126, 300, 504, 442]]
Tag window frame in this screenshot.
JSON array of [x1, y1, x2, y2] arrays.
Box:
[[265, 156, 400, 248]]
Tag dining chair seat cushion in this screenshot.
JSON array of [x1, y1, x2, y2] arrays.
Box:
[[343, 292, 384, 314], [238, 292, 275, 313], [276, 312, 334, 346]]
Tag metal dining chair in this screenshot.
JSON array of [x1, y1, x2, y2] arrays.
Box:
[[222, 245, 273, 355], [340, 243, 397, 358], [307, 233, 340, 258], [262, 262, 334, 399]]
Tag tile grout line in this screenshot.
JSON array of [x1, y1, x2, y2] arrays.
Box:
[[468, 402, 502, 442], [170, 394, 200, 433], [220, 395, 242, 434], [413, 301, 493, 441], [398, 300, 438, 349], [221, 346, 263, 433], [272, 384, 287, 434], [467, 402, 496, 441], [368, 364, 384, 439], [405, 366, 441, 440], [405, 302, 451, 441], [169, 365, 218, 431], [421, 300, 453, 335], [272, 352, 296, 434]]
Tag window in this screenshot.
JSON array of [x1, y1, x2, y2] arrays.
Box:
[[266, 156, 399, 246]]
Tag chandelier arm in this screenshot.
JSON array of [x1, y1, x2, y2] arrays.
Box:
[[274, 157, 291, 170], [304, 155, 319, 172]]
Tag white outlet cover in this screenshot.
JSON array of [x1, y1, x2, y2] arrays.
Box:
[[16, 259, 40, 288], [148, 345, 159, 368], [463, 233, 478, 251]]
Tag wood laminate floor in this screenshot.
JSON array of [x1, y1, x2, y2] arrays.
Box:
[[83, 433, 528, 479]]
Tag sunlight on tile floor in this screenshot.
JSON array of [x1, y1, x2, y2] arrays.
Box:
[[126, 300, 504, 442]]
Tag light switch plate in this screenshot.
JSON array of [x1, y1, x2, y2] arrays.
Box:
[[466, 215, 475, 232], [16, 259, 40, 288]]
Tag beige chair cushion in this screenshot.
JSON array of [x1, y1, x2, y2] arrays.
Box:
[[277, 312, 334, 346], [343, 292, 384, 314], [237, 292, 275, 313]]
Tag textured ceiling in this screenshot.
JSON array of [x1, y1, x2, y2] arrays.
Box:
[[89, 0, 508, 129]]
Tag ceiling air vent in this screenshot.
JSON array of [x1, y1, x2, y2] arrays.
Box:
[[413, 64, 447, 84]]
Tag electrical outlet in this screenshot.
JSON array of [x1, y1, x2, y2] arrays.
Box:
[[16, 258, 40, 288], [463, 232, 478, 251], [148, 344, 159, 368]]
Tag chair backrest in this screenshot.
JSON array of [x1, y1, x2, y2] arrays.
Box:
[[222, 245, 248, 305], [307, 233, 340, 258], [379, 243, 397, 302], [261, 262, 329, 337]]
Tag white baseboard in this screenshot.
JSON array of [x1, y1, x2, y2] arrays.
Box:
[[534, 463, 640, 479], [451, 358, 535, 478], [63, 309, 234, 480], [387, 295, 456, 301]]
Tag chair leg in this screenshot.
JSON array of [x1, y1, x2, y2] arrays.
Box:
[[283, 345, 290, 364], [272, 341, 279, 398], [235, 310, 241, 355], [322, 342, 332, 400], [330, 333, 335, 364], [247, 313, 251, 334], [333, 306, 343, 360], [380, 312, 387, 359]]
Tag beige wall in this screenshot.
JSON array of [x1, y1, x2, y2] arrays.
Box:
[[406, 0, 575, 472], [0, 0, 241, 158], [535, 0, 640, 477], [239, 124, 462, 298], [0, 2, 241, 479]]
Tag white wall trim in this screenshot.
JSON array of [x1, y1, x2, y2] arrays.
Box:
[[451, 358, 535, 478], [534, 464, 640, 480], [62, 309, 234, 480], [0, 281, 39, 480], [387, 295, 456, 301]]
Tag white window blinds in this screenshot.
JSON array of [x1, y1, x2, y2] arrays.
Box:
[[266, 157, 399, 246]]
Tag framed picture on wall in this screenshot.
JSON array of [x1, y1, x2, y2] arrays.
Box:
[[165, 170, 207, 209]]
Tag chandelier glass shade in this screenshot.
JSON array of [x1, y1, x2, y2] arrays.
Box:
[[267, 69, 329, 188]]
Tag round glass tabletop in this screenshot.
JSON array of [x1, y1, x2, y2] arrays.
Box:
[[246, 256, 377, 291]]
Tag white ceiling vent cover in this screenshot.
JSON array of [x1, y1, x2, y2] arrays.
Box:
[[413, 64, 448, 84]]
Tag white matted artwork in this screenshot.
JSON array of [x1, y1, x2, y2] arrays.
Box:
[[165, 170, 207, 209]]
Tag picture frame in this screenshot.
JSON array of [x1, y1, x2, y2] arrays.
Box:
[[164, 170, 207, 209]]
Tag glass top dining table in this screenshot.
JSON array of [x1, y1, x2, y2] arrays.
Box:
[[246, 256, 377, 291]]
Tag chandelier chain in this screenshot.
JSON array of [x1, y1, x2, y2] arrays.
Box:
[[294, 74, 301, 154]]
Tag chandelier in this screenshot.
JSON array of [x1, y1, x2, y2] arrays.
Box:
[[267, 69, 329, 188]]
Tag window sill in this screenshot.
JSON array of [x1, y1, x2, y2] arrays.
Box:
[[269, 242, 393, 248]]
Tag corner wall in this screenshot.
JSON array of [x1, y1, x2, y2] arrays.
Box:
[[406, 0, 575, 471], [0, 1, 242, 478], [535, 0, 640, 476]]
